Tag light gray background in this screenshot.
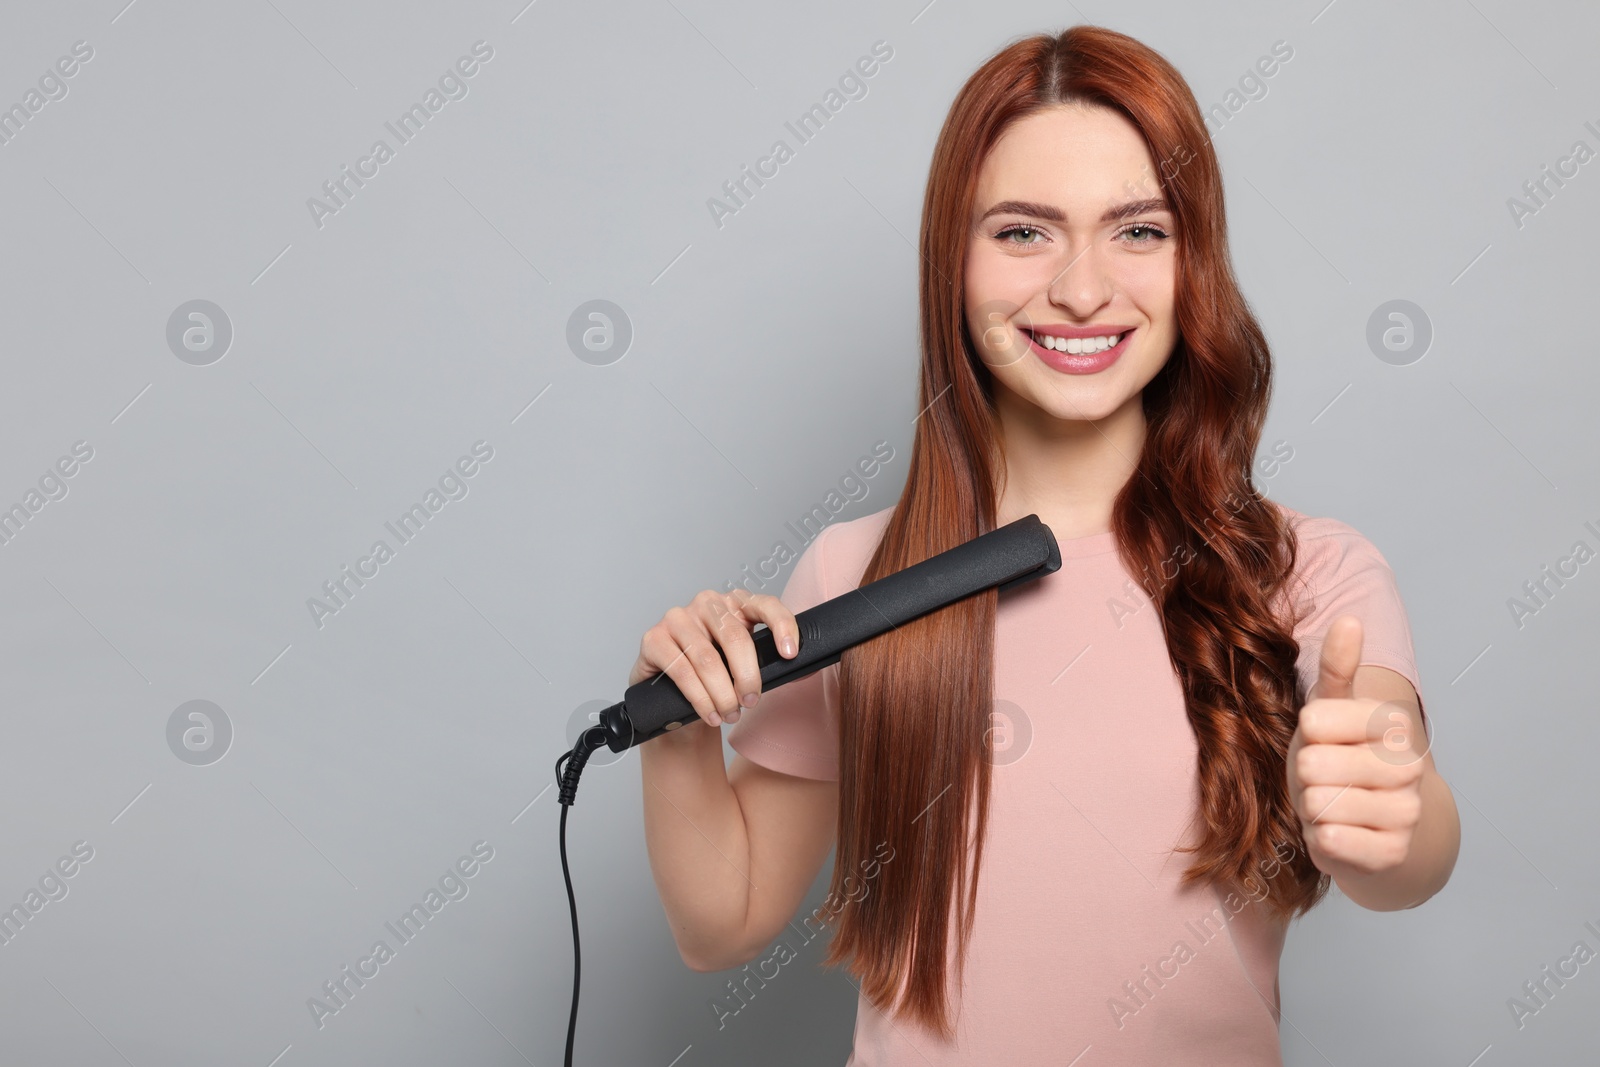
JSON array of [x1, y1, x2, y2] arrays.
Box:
[[0, 0, 1595, 1063]]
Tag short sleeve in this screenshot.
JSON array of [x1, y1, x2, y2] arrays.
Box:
[[725, 525, 841, 781], [1288, 515, 1428, 731]]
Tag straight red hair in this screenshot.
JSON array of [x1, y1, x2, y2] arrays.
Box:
[[817, 25, 1340, 1037]]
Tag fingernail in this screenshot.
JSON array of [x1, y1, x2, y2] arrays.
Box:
[[709, 711, 722, 727], [725, 708, 741, 723], [782, 637, 796, 656], [742, 692, 760, 708]]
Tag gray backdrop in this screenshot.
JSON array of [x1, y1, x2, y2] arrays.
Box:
[[0, 0, 1595, 1063]]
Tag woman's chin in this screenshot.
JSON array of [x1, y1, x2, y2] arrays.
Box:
[[1027, 383, 1130, 425]]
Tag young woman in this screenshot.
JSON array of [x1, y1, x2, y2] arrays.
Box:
[[634, 25, 1460, 1065]]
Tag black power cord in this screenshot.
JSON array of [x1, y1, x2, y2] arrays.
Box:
[[555, 725, 608, 1067]]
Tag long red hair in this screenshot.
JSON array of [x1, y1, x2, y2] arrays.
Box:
[[819, 25, 1332, 1037]]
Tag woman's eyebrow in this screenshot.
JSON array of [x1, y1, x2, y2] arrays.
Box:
[[977, 197, 1172, 224]]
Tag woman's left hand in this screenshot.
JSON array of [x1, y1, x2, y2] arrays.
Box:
[[1285, 615, 1426, 881]]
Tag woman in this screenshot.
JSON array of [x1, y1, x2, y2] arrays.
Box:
[[634, 24, 1460, 1065]]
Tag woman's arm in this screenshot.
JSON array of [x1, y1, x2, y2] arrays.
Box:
[[641, 724, 839, 970]]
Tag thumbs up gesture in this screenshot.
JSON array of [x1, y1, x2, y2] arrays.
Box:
[[1286, 615, 1427, 882]]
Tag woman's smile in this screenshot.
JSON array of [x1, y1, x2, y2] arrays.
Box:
[[1021, 324, 1134, 374]]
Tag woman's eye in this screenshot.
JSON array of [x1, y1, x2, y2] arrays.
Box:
[[1119, 223, 1170, 244], [996, 224, 1042, 245]]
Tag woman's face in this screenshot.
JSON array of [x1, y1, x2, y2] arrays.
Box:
[[963, 103, 1179, 425]]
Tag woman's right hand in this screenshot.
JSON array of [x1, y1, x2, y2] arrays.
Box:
[[628, 588, 800, 730]]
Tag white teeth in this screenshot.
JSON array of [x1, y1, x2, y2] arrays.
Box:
[[1036, 332, 1121, 353]]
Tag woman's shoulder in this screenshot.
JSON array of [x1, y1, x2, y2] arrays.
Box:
[[1269, 499, 1395, 567], [827, 504, 896, 551], [1265, 499, 1420, 687], [1266, 499, 1403, 618], [797, 506, 895, 594]]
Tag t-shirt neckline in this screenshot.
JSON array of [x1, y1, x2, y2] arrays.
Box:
[[1054, 529, 1119, 558]]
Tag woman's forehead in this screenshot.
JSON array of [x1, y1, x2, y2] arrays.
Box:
[[977, 106, 1160, 210]]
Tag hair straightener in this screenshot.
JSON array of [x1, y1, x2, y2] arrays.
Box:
[[553, 514, 1062, 1066]]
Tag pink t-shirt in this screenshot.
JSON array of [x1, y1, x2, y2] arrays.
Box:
[[727, 501, 1425, 1066]]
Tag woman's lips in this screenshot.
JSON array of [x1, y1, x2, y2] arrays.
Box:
[[1023, 327, 1133, 375]]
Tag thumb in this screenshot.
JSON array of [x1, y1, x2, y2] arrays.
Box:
[[1313, 615, 1363, 701]]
